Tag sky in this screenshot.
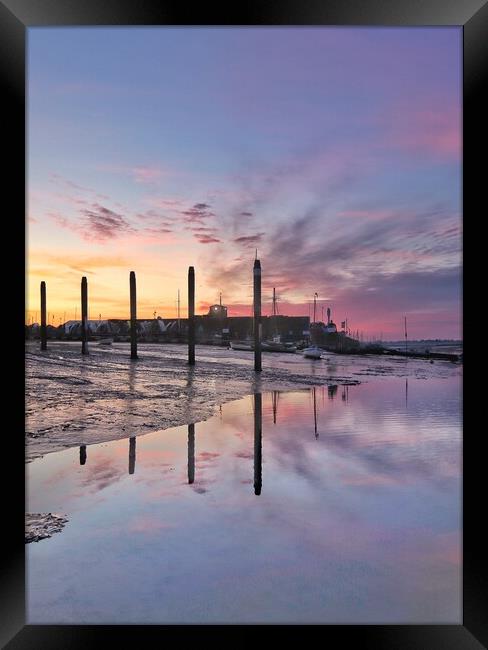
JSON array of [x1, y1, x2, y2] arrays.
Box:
[[27, 27, 462, 339]]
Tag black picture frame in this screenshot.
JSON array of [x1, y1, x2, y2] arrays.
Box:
[[2, 0, 484, 647]]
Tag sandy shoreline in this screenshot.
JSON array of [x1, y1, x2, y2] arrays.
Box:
[[25, 341, 460, 463]]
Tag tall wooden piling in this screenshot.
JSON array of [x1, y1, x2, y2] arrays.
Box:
[[253, 259, 262, 371], [188, 423, 195, 484], [130, 271, 138, 359], [40, 281, 47, 350], [188, 266, 195, 365], [253, 392, 262, 495], [79, 445, 87, 465], [129, 436, 136, 475], [81, 276, 88, 355]]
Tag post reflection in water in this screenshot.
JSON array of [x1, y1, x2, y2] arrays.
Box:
[[271, 390, 279, 424], [253, 393, 262, 496], [128, 436, 136, 475], [405, 378, 408, 409], [188, 423, 195, 484], [79, 445, 86, 465], [328, 384, 338, 399], [312, 387, 319, 439]]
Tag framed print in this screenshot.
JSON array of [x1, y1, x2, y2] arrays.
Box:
[[1, 0, 485, 647]]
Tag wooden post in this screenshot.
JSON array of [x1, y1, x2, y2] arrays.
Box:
[[79, 445, 87, 465], [130, 271, 138, 359], [129, 436, 136, 475], [253, 259, 262, 371], [253, 392, 262, 495], [40, 281, 47, 350], [188, 423, 195, 484], [81, 276, 88, 355], [188, 266, 195, 365]]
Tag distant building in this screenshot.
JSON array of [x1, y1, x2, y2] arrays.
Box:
[[26, 313, 310, 344]]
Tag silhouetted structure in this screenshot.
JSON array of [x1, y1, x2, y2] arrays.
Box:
[[188, 266, 195, 365], [207, 304, 227, 318], [40, 281, 47, 350], [254, 393, 262, 495], [188, 423, 195, 484], [253, 259, 262, 371], [79, 445, 86, 465], [130, 271, 138, 360], [81, 276, 88, 355], [129, 436, 136, 474]]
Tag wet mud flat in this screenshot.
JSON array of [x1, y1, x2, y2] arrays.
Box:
[[25, 513, 68, 543], [26, 341, 460, 462]]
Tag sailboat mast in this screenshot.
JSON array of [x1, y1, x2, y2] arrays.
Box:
[[404, 316, 408, 356], [177, 289, 181, 333]]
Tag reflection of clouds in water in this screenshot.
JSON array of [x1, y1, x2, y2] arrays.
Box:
[[191, 476, 218, 495], [27, 378, 461, 623], [198, 452, 220, 461], [126, 515, 175, 534], [265, 385, 460, 489], [235, 451, 253, 459], [196, 451, 221, 471], [80, 456, 125, 492]]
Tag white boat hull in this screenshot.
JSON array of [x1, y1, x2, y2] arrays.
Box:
[[229, 341, 254, 351], [302, 346, 322, 359]]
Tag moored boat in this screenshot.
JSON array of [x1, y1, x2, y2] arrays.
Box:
[[302, 345, 323, 359], [262, 340, 296, 353], [261, 288, 297, 353], [229, 340, 254, 351]]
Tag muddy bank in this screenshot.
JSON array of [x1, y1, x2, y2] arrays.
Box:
[[26, 513, 68, 543], [26, 341, 460, 462]]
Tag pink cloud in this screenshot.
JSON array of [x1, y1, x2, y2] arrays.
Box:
[[234, 233, 265, 247], [131, 166, 167, 184], [94, 164, 170, 185], [146, 197, 184, 210], [194, 233, 221, 244], [381, 104, 461, 159]]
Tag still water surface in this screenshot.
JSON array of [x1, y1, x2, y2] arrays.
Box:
[[27, 375, 461, 623]]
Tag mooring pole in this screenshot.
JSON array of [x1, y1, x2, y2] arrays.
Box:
[[81, 276, 88, 355], [79, 445, 87, 466], [130, 271, 138, 359], [129, 436, 136, 475], [253, 259, 262, 371], [253, 392, 262, 495], [40, 281, 47, 350], [188, 423, 195, 484], [188, 266, 195, 365]]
